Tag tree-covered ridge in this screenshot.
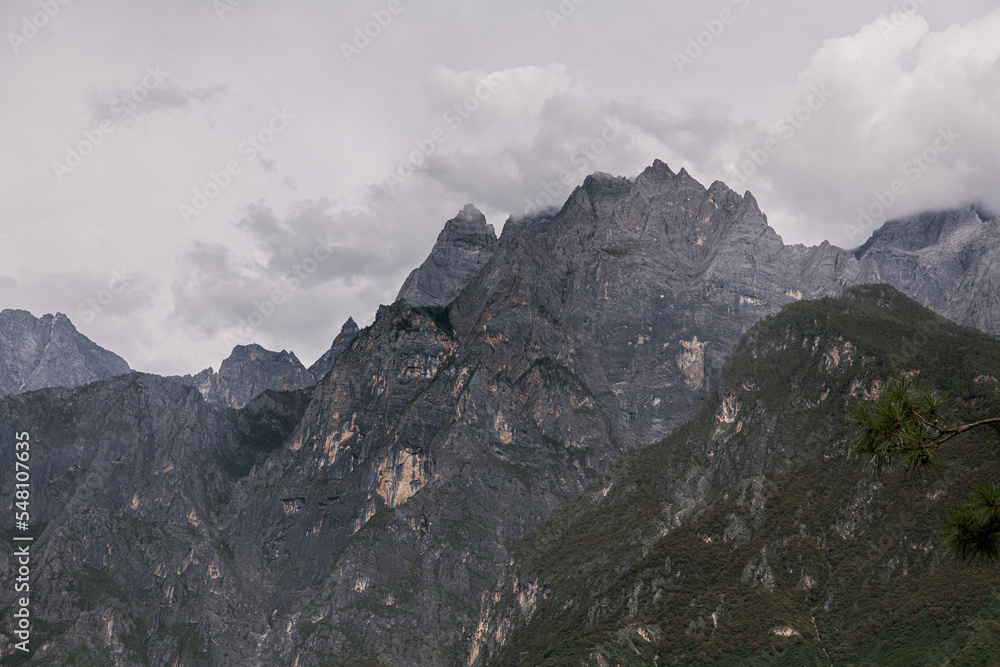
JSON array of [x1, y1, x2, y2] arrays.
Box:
[[485, 285, 1000, 666]]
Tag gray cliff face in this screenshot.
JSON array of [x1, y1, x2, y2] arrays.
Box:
[[476, 286, 1000, 665], [395, 204, 499, 308], [450, 161, 862, 444], [307, 317, 360, 381], [179, 319, 359, 408], [233, 300, 616, 664], [855, 205, 1000, 336], [181, 344, 315, 408], [2, 162, 1000, 666], [0, 309, 131, 397], [0, 375, 313, 665], [226, 163, 872, 664]]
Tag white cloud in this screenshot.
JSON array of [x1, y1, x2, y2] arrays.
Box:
[[727, 10, 1000, 245], [2, 2, 999, 375]]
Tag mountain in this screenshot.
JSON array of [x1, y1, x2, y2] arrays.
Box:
[[855, 205, 1000, 336], [2, 161, 1000, 665], [396, 204, 499, 308], [447, 163, 862, 446], [179, 319, 361, 408], [307, 317, 360, 381], [179, 344, 315, 409], [0, 309, 131, 398], [0, 375, 313, 665], [218, 162, 883, 664], [475, 285, 1000, 666]]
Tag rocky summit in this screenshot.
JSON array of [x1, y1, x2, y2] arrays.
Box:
[[178, 344, 314, 409], [396, 203, 499, 308], [307, 318, 361, 381], [0, 309, 131, 398], [854, 204, 1000, 336], [1, 161, 999, 666], [177, 318, 360, 409]]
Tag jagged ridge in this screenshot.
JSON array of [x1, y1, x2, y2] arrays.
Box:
[[0, 309, 131, 398]]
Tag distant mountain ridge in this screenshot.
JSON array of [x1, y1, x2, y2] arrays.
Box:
[[0, 307, 359, 408], [396, 203, 499, 308], [2, 161, 999, 665], [0, 309, 131, 398], [854, 204, 1000, 335], [177, 318, 361, 408], [178, 344, 314, 409]]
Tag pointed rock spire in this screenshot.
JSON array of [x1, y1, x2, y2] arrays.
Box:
[[396, 205, 498, 308], [308, 317, 362, 381]]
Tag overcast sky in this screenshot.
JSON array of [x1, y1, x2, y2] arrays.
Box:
[[2, 0, 998, 376]]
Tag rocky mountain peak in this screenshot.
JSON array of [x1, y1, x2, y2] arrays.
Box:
[[179, 343, 315, 408], [589, 161, 776, 266], [453, 202, 487, 225], [308, 317, 362, 381], [638, 157, 676, 181], [395, 204, 499, 308], [0, 308, 132, 397], [6, 161, 1000, 666], [220, 343, 288, 367], [855, 204, 991, 256], [853, 205, 1000, 335]]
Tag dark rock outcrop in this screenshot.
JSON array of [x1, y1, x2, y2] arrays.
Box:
[[0, 374, 313, 665], [0, 309, 131, 397], [395, 204, 499, 308], [3, 161, 1000, 666], [181, 344, 314, 408], [307, 317, 360, 381]]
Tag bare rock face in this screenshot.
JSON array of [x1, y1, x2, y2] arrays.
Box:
[[475, 285, 1000, 665], [855, 205, 1000, 336], [0, 374, 313, 665], [307, 317, 360, 381], [223, 162, 872, 664], [0, 309, 131, 397], [449, 161, 863, 444], [178, 319, 359, 408], [3, 162, 1000, 666], [395, 204, 499, 307], [182, 344, 314, 408]]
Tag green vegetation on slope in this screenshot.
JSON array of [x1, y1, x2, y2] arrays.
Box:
[[490, 285, 1000, 666]]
